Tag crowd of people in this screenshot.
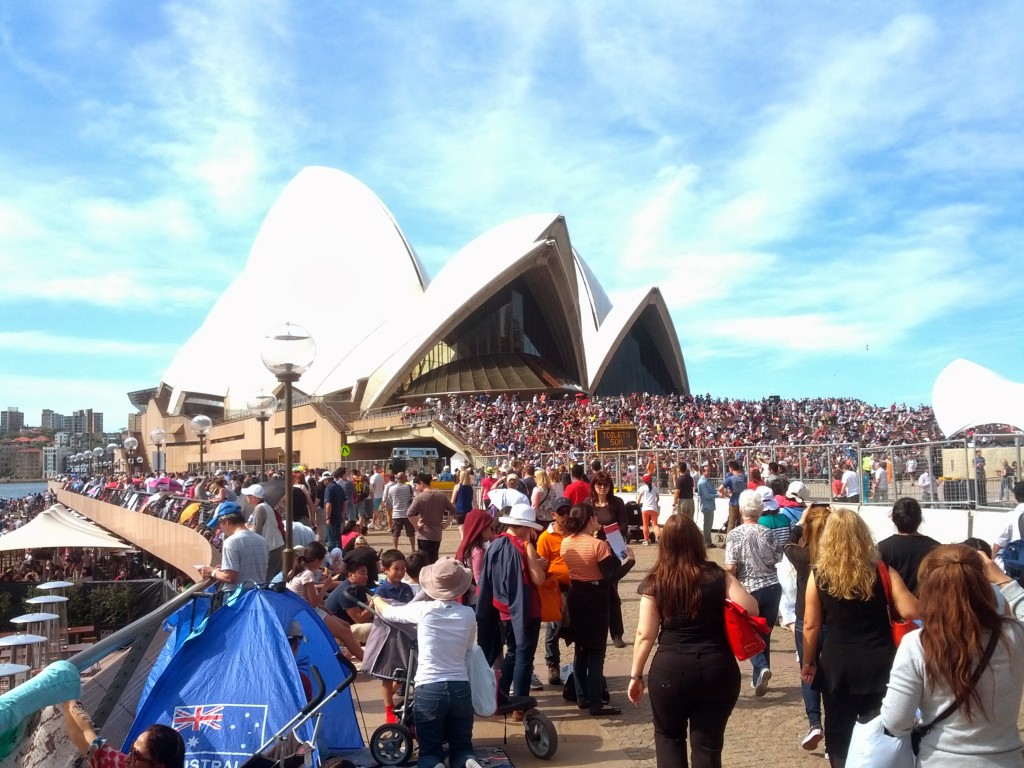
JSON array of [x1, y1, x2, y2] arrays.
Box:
[[422, 392, 946, 458], [33, 444, 1024, 768]]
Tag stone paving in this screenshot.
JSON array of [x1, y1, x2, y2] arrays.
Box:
[[357, 523, 1024, 767]]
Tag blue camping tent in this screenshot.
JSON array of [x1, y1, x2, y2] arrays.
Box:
[[126, 587, 363, 765]]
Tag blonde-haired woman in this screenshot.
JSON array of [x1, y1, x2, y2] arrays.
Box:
[[800, 508, 919, 767], [546, 467, 564, 500], [450, 468, 474, 531], [532, 468, 556, 523]]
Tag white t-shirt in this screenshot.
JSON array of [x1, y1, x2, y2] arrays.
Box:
[[287, 569, 319, 600], [841, 469, 860, 497], [638, 483, 659, 512], [994, 502, 1024, 567], [369, 472, 385, 499], [378, 599, 476, 685]]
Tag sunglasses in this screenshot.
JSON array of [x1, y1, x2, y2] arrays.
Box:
[[129, 746, 156, 765]]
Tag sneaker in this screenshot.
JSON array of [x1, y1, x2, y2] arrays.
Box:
[[465, 760, 483, 768], [531, 673, 543, 690], [642, 540, 650, 546], [384, 705, 398, 725], [801, 726, 823, 751], [754, 668, 772, 697], [547, 664, 562, 686]]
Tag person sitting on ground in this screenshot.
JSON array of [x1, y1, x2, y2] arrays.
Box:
[[285, 541, 363, 660], [63, 698, 185, 768], [326, 561, 375, 643]]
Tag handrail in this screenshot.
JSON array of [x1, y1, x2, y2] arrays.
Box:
[[67, 578, 215, 671]]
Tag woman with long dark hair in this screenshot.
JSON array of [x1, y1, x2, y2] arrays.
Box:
[[800, 508, 918, 767], [561, 502, 634, 716], [627, 515, 758, 767], [590, 470, 629, 647], [881, 544, 1024, 766], [455, 509, 495, 604]]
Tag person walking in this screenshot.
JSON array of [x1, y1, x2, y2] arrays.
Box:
[[800, 507, 919, 767], [880, 544, 1024, 767], [724, 489, 781, 697], [637, 474, 661, 545], [783, 503, 831, 752], [628, 514, 758, 767]]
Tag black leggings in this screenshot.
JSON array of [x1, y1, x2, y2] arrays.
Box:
[[821, 689, 885, 768], [647, 647, 740, 768]]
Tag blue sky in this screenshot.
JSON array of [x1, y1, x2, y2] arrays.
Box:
[[1, 2, 1022, 432]]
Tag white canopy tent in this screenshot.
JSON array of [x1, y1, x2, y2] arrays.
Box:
[[0, 506, 128, 552], [933, 358, 1024, 438]]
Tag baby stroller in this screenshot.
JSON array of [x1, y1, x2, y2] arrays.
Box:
[[240, 653, 360, 768], [624, 500, 644, 543], [359, 595, 559, 765]]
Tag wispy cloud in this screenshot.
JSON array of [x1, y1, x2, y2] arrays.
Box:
[[0, 331, 177, 358]]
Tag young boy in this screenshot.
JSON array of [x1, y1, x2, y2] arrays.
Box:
[[375, 549, 414, 603], [404, 551, 426, 598], [372, 549, 414, 723]]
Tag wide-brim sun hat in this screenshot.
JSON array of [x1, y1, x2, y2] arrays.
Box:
[[419, 558, 473, 601], [499, 502, 544, 531], [756, 484, 780, 511]]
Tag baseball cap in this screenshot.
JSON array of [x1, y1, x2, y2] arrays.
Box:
[[241, 484, 265, 499]]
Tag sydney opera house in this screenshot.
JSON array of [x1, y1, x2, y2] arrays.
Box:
[[130, 167, 689, 472]]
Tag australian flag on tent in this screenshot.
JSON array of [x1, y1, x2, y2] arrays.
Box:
[[126, 587, 360, 766]]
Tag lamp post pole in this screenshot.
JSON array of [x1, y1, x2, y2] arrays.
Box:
[[123, 437, 139, 478], [261, 322, 315, 577], [91, 446, 104, 477], [150, 428, 167, 474], [247, 392, 278, 482], [106, 443, 118, 474], [190, 415, 213, 476]]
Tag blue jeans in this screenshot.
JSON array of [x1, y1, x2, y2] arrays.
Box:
[[414, 680, 475, 768], [749, 582, 781, 681], [501, 619, 540, 699], [794, 619, 822, 728]]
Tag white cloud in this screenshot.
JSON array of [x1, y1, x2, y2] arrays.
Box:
[[0, 331, 177, 358]]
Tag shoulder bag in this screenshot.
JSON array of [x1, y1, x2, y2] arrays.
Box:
[[723, 598, 770, 660], [877, 562, 918, 647]]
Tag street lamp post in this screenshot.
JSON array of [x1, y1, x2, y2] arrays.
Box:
[[247, 391, 279, 481], [106, 443, 119, 474], [123, 436, 139, 477], [150, 428, 167, 474], [190, 415, 213, 476], [261, 322, 315, 576], [91, 446, 104, 477]]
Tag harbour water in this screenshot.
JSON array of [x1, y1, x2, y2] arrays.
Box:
[[0, 481, 48, 499]]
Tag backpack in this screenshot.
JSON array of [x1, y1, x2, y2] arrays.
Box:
[[1002, 513, 1024, 585]]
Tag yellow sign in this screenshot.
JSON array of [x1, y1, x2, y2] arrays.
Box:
[[595, 424, 638, 452], [340, 445, 351, 457]]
